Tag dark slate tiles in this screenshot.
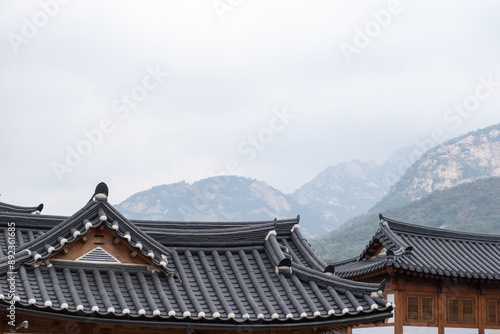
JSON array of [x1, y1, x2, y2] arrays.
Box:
[[0, 191, 392, 328], [2, 244, 392, 322], [0, 202, 43, 214], [336, 217, 500, 281]]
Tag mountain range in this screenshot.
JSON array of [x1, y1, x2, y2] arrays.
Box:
[[115, 123, 500, 249], [115, 145, 419, 236], [114, 176, 330, 236], [312, 123, 500, 260], [373, 124, 500, 212], [312, 176, 500, 261], [291, 145, 419, 230]]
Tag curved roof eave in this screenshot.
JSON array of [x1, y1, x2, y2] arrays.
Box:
[[1, 304, 392, 330]]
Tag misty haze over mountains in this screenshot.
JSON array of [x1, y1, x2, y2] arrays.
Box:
[[115, 176, 330, 236], [312, 123, 500, 260], [116, 123, 500, 240], [115, 145, 420, 236]]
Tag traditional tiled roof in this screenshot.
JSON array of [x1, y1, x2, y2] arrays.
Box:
[[0, 183, 393, 330], [0, 202, 43, 214], [336, 215, 500, 281]]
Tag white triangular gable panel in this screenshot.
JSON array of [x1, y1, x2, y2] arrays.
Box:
[[76, 247, 121, 263]]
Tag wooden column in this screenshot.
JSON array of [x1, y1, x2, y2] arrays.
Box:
[[0, 311, 4, 334], [393, 275, 405, 334], [479, 286, 485, 334], [437, 290, 444, 334]]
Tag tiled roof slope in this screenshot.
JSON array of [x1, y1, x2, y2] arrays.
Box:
[[336, 215, 500, 281], [0, 184, 393, 329], [0, 201, 43, 214]]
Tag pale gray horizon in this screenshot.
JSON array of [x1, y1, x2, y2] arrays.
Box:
[[1, 0, 500, 215]]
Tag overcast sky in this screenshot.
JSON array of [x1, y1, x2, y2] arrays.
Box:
[[1, 0, 500, 215]]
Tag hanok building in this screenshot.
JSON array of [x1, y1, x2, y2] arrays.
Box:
[[335, 215, 500, 334], [0, 183, 393, 334]]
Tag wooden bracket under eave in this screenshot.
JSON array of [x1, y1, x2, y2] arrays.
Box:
[[386, 266, 395, 276]]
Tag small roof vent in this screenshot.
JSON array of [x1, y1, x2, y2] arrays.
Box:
[[76, 247, 120, 263]]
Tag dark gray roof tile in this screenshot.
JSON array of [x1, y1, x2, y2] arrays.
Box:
[[0, 202, 43, 214], [0, 184, 393, 329], [337, 217, 500, 281]]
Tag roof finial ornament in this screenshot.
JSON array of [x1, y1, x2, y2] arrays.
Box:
[[276, 258, 292, 276], [31, 203, 44, 215], [386, 249, 394, 259], [379, 213, 384, 221], [91, 182, 109, 202], [324, 264, 335, 276]]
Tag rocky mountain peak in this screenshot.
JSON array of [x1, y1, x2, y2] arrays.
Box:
[[114, 175, 330, 237], [372, 124, 500, 212]]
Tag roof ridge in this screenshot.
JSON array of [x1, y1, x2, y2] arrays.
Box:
[[290, 225, 326, 271], [0, 213, 65, 227], [132, 217, 300, 226], [0, 192, 175, 275], [358, 216, 409, 260], [143, 221, 276, 235], [0, 201, 43, 214], [292, 264, 385, 294], [384, 217, 500, 243], [379, 220, 409, 252]]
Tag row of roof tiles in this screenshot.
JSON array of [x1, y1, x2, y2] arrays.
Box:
[[336, 215, 500, 280], [0, 183, 393, 329], [1, 252, 390, 321]]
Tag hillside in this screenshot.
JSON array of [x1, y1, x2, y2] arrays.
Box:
[[292, 146, 417, 230], [292, 160, 388, 231], [312, 177, 500, 261], [372, 124, 500, 213], [114, 176, 330, 236]]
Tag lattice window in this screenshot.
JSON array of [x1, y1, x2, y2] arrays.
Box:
[[422, 297, 434, 321], [407, 296, 419, 320], [448, 298, 460, 322], [463, 299, 474, 323], [447, 297, 475, 325], [405, 294, 435, 323], [486, 299, 500, 325]]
